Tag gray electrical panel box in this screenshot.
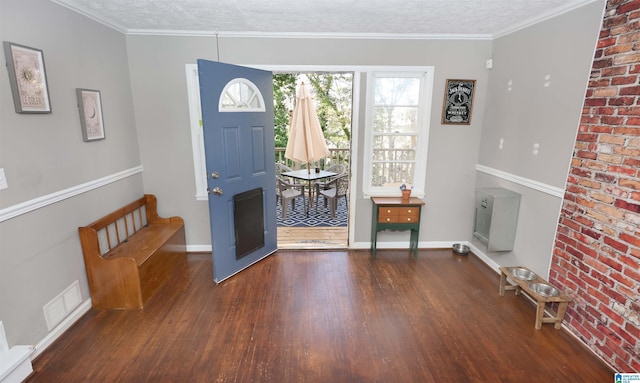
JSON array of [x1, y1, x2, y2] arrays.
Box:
[[473, 187, 521, 252]]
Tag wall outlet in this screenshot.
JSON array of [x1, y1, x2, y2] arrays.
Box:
[[0, 168, 8, 190]]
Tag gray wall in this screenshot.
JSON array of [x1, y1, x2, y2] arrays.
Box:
[[126, 35, 492, 247], [0, 0, 604, 352], [474, 1, 605, 277], [0, 0, 142, 347]]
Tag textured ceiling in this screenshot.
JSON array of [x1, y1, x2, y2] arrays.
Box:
[[51, 0, 596, 37]]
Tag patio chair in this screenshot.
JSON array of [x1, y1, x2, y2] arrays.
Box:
[[276, 176, 306, 218], [276, 162, 306, 189], [314, 164, 346, 205], [316, 174, 349, 219]]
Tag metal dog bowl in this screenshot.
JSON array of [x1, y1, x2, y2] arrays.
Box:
[[529, 282, 560, 297], [508, 267, 537, 281], [452, 243, 470, 255]]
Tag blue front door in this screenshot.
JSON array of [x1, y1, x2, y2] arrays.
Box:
[[197, 60, 277, 282]]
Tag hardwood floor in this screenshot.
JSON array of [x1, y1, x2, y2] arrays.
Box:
[[27, 250, 613, 382]]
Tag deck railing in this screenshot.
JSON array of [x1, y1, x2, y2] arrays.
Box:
[[275, 148, 350, 170]]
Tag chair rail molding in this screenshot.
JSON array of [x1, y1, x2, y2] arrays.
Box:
[[475, 164, 564, 198], [0, 165, 143, 223]]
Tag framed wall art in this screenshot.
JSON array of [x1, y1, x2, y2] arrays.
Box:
[[442, 79, 476, 125], [76, 88, 105, 142], [3, 41, 52, 113]]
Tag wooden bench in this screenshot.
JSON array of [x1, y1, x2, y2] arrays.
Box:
[[499, 266, 572, 329], [79, 194, 186, 309]]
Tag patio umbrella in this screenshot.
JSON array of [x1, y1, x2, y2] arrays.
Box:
[[285, 82, 329, 173]]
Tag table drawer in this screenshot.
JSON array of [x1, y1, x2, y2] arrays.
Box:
[[378, 207, 420, 223]]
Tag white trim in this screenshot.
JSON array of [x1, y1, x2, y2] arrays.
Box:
[[185, 64, 209, 200], [51, 0, 596, 40], [186, 244, 212, 252], [50, 0, 129, 33], [362, 69, 434, 197], [127, 30, 494, 40], [0, 166, 143, 222], [32, 299, 92, 359], [219, 78, 266, 112], [475, 164, 565, 198], [493, 0, 599, 38]]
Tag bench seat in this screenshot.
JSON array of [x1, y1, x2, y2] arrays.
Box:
[[79, 194, 186, 309]]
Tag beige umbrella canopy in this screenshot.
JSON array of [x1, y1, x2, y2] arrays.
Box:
[[285, 82, 329, 172]]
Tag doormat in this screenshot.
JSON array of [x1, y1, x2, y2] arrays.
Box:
[[276, 196, 347, 227]]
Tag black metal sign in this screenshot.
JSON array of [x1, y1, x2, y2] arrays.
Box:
[[442, 79, 476, 125]]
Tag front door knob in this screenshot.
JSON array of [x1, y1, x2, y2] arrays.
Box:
[[212, 187, 223, 195]]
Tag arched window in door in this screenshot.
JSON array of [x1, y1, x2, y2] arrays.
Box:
[[219, 78, 265, 112]]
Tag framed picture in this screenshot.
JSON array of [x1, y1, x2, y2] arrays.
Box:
[[3, 41, 52, 113], [76, 88, 105, 141], [442, 79, 476, 125]]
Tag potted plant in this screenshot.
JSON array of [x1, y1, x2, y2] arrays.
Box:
[[400, 183, 413, 200]]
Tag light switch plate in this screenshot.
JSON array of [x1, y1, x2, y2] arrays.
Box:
[[0, 168, 8, 190]]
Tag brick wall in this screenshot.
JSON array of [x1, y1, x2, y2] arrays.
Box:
[[550, 0, 640, 372]]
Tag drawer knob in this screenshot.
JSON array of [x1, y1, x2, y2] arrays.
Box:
[[386, 209, 391, 213], [408, 209, 412, 213], [407, 218, 412, 222], [386, 218, 391, 222]]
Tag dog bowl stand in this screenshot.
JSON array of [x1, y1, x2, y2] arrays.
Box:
[[499, 266, 572, 329]]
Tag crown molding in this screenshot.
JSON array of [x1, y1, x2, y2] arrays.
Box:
[[126, 29, 494, 40], [51, 0, 597, 41], [492, 0, 598, 38], [50, 0, 129, 33]]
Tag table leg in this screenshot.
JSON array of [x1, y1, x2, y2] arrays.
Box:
[[499, 271, 507, 296], [535, 301, 545, 330], [411, 229, 418, 258], [372, 230, 378, 259], [555, 302, 569, 329]]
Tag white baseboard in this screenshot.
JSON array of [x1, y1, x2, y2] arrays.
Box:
[[186, 245, 212, 252], [32, 299, 92, 359]]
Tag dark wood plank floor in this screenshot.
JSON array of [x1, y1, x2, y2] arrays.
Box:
[[27, 249, 613, 382]]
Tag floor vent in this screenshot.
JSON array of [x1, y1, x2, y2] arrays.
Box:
[[43, 280, 82, 331]]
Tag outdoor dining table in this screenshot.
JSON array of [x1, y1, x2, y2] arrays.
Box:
[[281, 169, 337, 209]]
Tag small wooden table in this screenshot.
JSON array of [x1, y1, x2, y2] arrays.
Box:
[[371, 197, 425, 259], [499, 266, 572, 329]]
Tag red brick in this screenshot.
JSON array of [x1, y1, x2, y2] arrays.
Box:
[[601, 115, 626, 125], [609, 97, 636, 106], [608, 165, 637, 176], [620, 232, 640, 247], [614, 198, 640, 213], [618, 106, 640, 115], [604, 14, 629, 28], [619, 254, 640, 269], [611, 75, 637, 85], [613, 127, 640, 135], [605, 235, 630, 253], [623, 158, 640, 167], [620, 85, 640, 95], [628, 117, 640, 126], [619, 0, 640, 14], [586, 97, 608, 106], [623, 267, 640, 284], [611, 270, 636, 288], [598, 36, 618, 48], [601, 254, 624, 272], [602, 66, 627, 77]]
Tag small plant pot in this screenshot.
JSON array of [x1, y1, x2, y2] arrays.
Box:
[[401, 189, 411, 200]]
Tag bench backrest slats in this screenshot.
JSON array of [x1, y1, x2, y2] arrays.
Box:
[[86, 196, 151, 256]]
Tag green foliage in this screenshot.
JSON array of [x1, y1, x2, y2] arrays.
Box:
[[272, 72, 352, 149], [306, 73, 352, 148], [273, 73, 297, 148]]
